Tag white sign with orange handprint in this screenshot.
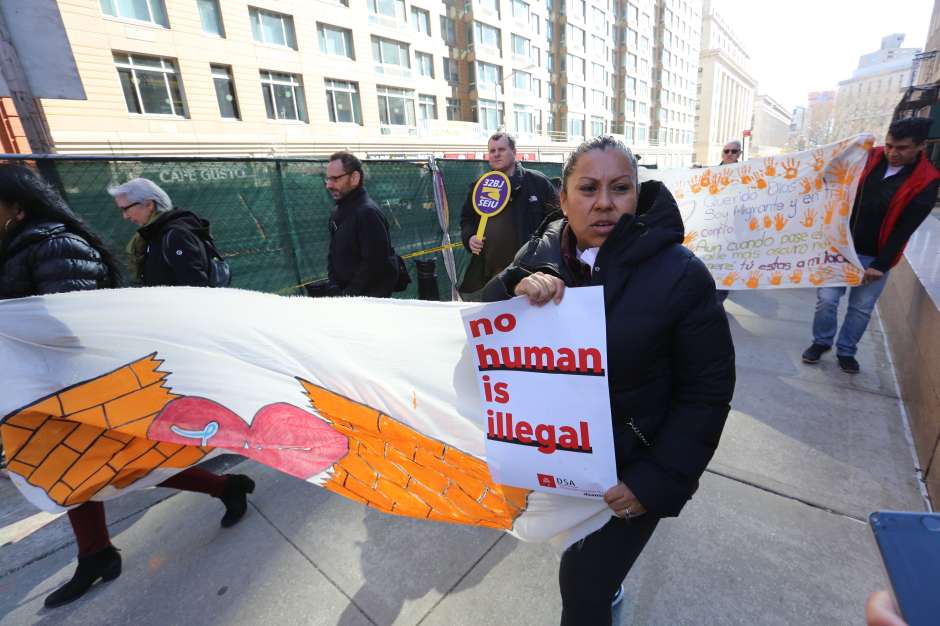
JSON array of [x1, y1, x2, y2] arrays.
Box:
[[640, 133, 873, 289]]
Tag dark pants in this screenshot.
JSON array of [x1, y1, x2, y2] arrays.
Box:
[[559, 514, 659, 626], [67, 468, 227, 557]]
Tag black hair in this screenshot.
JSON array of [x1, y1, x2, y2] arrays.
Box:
[[887, 117, 932, 144], [328, 151, 364, 187], [560, 135, 638, 194], [0, 164, 123, 287], [488, 132, 517, 151]]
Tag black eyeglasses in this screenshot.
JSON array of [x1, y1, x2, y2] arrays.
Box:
[[323, 172, 352, 184], [118, 202, 141, 213], [723, 149, 741, 155]]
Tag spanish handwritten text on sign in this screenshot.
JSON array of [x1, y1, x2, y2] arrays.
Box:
[[461, 287, 617, 498], [643, 134, 874, 289]]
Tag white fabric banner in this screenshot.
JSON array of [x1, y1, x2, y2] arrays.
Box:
[[0, 288, 616, 547], [642, 134, 874, 289], [461, 287, 617, 498]]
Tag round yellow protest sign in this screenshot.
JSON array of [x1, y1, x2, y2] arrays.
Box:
[[471, 170, 511, 246]]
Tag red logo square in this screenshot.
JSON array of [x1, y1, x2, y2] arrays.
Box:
[[537, 473, 556, 488]]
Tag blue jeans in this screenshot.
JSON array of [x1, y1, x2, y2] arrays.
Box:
[[812, 255, 889, 357]]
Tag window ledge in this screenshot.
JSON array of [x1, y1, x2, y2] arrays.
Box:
[[103, 15, 169, 30], [128, 113, 188, 120]]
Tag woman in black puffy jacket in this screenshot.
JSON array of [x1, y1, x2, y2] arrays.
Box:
[[0, 164, 254, 609]]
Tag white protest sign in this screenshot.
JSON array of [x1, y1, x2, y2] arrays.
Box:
[[461, 286, 617, 498], [642, 134, 874, 289]]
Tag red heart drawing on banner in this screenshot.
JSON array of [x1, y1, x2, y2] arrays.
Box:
[[149, 398, 348, 480]]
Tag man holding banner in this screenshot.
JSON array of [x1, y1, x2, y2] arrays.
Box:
[[802, 117, 940, 373], [458, 133, 558, 297]]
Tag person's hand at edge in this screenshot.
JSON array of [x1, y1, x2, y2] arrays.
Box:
[[866, 590, 907, 626], [513, 272, 565, 306], [603, 481, 647, 518]]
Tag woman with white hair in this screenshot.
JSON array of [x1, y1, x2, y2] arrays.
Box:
[[108, 177, 216, 286]]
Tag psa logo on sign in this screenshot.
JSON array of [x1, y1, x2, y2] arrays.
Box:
[[537, 474, 580, 491]]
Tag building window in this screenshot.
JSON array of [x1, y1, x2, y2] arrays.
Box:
[[249, 7, 297, 49], [211, 64, 239, 119], [440, 16, 456, 45], [318, 23, 354, 58], [513, 70, 532, 93], [566, 83, 585, 106], [591, 89, 604, 107], [567, 54, 585, 79], [113, 52, 185, 116], [478, 0, 500, 17], [473, 21, 501, 52], [418, 94, 437, 120], [325, 79, 362, 124], [197, 0, 224, 36], [416, 52, 434, 78], [626, 99, 636, 113], [377, 85, 416, 129], [511, 34, 531, 58], [369, 0, 405, 20], [566, 24, 585, 50], [514, 104, 535, 133], [100, 0, 168, 26], [591, 116, 604, 137], [443, 58, 459, 83], [624, 124, 634, 141], [511, 0, 530, 21], [477, 99, 503, 130], [372, 36, 411, 74], [475, 61, 502, 87], [411, 7, 431, 34], [260, 70, 307, 121], [568, 114, 585, 138], [446, 98, 460, 120]]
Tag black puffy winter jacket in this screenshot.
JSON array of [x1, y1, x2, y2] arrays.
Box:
[[137, 209, 212, 287], [0, 221, 111, 298], [482, 180, 736, 517]]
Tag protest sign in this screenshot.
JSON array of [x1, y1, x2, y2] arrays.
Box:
[[461, 287, 617, 498], [643, 134, 874, 289], [471, 170, 511, 243]]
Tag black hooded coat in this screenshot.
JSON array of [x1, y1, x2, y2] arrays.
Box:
[[481, 180, 736, 517]]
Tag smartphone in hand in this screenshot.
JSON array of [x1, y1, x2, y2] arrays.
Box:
[[869, 511, 940, 626]]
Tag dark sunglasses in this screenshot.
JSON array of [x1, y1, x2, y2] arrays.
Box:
[[723, 149, 741, 154], [118, 202, 141, 213]]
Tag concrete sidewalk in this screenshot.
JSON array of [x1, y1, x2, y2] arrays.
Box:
[[0, 289, 927, 625]]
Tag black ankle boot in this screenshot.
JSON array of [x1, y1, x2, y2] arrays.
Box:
[[44, 546, 121, 608], [219, 474, 255, 528]]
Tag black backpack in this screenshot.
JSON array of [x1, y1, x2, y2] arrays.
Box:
[[161, 226, 232, 288]]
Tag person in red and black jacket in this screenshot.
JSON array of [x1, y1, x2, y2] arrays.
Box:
[[803, 117, 940, 373]]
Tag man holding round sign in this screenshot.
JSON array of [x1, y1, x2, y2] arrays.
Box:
[[459, 133, 559, 298]]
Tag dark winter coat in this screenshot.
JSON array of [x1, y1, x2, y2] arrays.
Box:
[[0, 220, 111, 298], [459, 164, 559, 293], [327, 186, 398, 297], [482, 180, 736, 517], [137, 209, 212, 287]]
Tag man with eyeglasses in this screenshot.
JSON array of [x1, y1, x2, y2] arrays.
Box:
[[720, 140, 742, 165], [324, 151, 398, 297]]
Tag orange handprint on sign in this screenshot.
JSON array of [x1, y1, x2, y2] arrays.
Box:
[[763, 157, 777, 177], [831, 161, 859, 186], [800, 177, 813, 195], [689, 176, 703, 194], [738, 165, 753, 185], [808, 269, 831, 286], [699, 169, 713, 188], [674, 185, 686, 200], [789, 269, 803, 284], [763, 214, 773, 229], [722, 272, 738, 287], [748, 217, 759, 231], [842, 264, 862, 286], [815, 174, 825, 191], [769, 272, 783, 286], [683, 231, 697, 247], [774, 213, 787, 231], [836, 224, 849, 245], [746, 271, 761, 289], [718, 168, 733, 188], [812, 149, 825, 172], [781, 158, 800, 180], [823, 200, 836, 225], [753, 171, 768, 190], [801, 208, 816, 228]]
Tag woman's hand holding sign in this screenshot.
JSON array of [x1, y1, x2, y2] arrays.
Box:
[[514, 271, 565, 306], [604, 481, 647, 518]]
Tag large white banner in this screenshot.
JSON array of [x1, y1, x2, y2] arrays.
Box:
[[0, 288, 618, 547], [643, 134, 874, 289], [461, 287, 617, 499]]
